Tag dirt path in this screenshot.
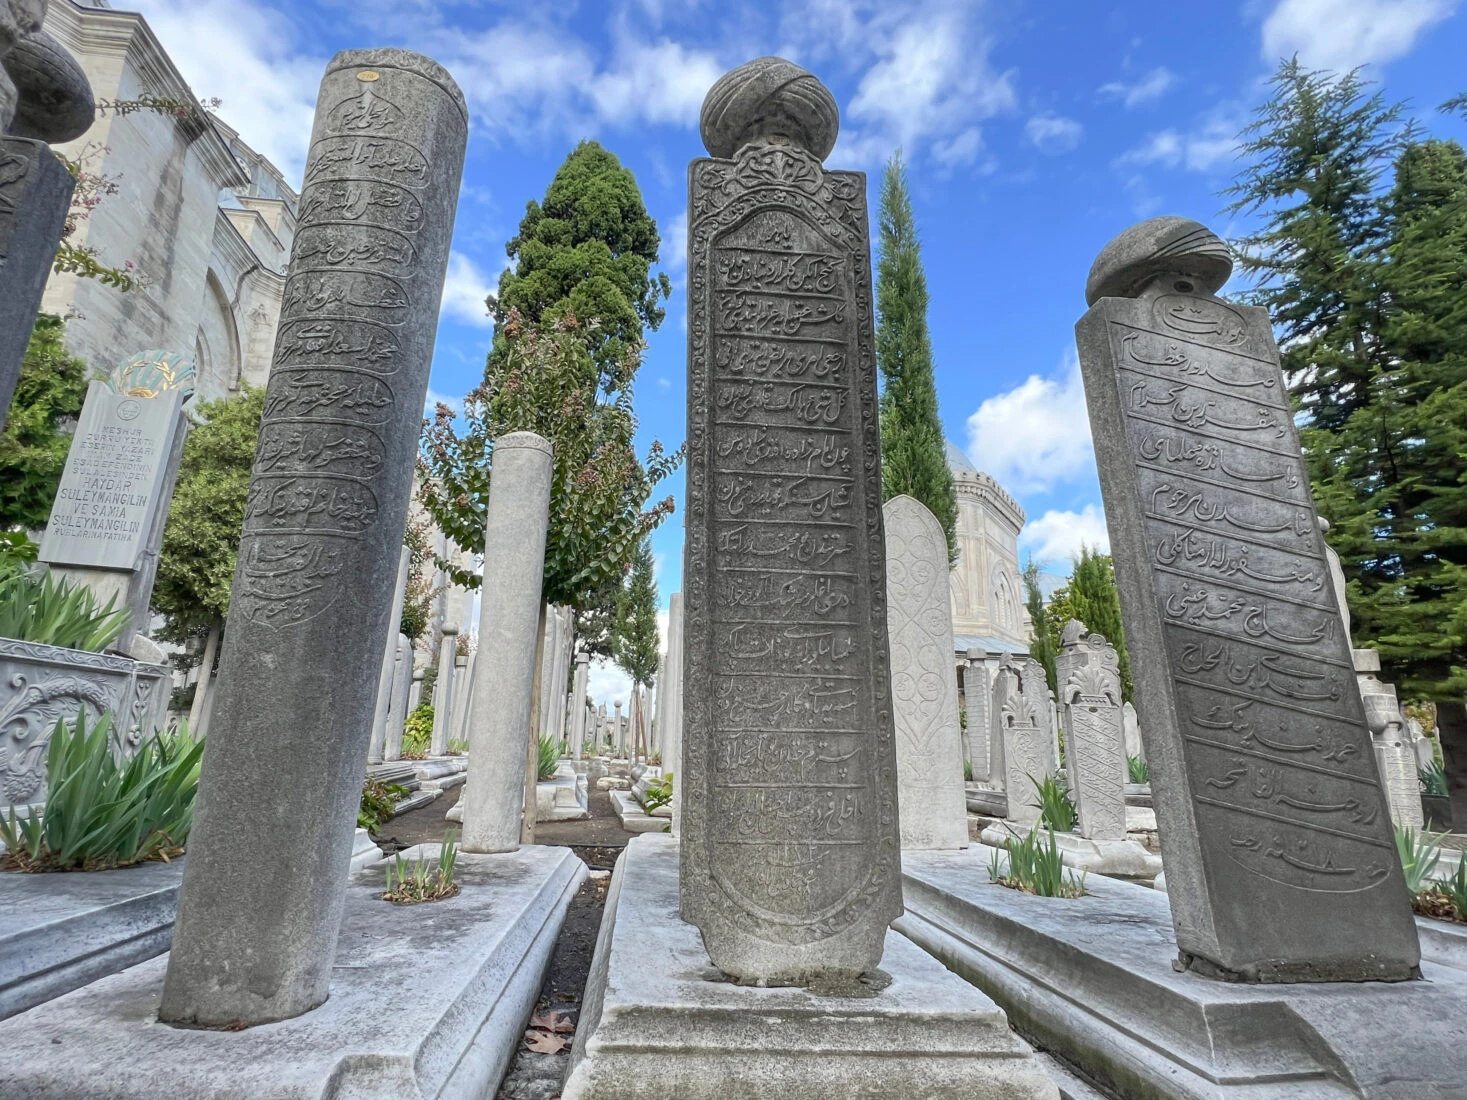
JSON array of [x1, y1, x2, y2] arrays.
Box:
[[367, 773, 635, 1100]]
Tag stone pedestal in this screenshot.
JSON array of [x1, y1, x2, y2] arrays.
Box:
[[561, 834, 1057, 1099], [0, 847, 585, 1099], [899, 846, 1464, 1100], [979, 823, 1162, 880]]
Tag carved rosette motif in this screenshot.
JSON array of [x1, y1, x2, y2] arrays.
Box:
[[1057, 626, 1127, 841], [682, 138, 900, 974]]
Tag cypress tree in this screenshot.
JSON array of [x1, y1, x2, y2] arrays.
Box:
[[614, 537, 661, 755], [876, 151, 958, 564], [1062, 548, 1133, 703], [0, 315, 88, 531]]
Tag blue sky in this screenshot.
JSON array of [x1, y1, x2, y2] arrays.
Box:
[[127, 0, 1465, 697]]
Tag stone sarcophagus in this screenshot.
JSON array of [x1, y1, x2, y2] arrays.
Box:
[[0, 637, 170, 806]]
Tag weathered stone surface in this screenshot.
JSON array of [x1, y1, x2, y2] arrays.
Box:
[[961, 648, 989, 780], [569, 651, 590, 760], [3, 29, 93, 143], [995, 655, 1052, 825], [900, 847, 1464, 1099], [0, 859, 182, 1021], [565, 835, 1058, 1100], [681, 58, 901, 981], [1075, 216, 1419, 982], [1122, 700, 1143, 761], [1056, 620, 1127, 842], [430, 623, 459, 757], [158, 49, 467, 1027], [884, 494, 967, 850], [0, 637, 169, 806], [367, 546, 412, 764], [698, 55, 838, 162], [0, 137, 72, 425], [460, 431, 553, 854], [382, 633, 412, 761], [0, 846, 585, 1099], [663, 591, 684, 830]]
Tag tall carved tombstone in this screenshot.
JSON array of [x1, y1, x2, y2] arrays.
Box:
[[1055, 620, 1127, 841], [997, 655, 1051, 825], [1075, 216, 1418, 981], [0, 3, 91, 427], [884, 494, 967, 849], [682, 57, 901, 981], [159, 49, 467, 1026]]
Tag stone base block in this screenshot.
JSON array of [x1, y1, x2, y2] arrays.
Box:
[[394, 788, 440, 816], [0, 846, 586, 1098], [966, 785, 1008, 817], [0, 860, 184, 1022], [608, 789, 668, 833], [979, 824, 1161, 879], [347, 827, 383, 873], [898, 846, 1467, 1100], [562, 833, 1057, 1099], [537, 762, 590, 822], [445, 800, 463, 823]]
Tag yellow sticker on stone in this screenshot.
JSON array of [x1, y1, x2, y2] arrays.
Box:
[[357, 71, 380, 82]]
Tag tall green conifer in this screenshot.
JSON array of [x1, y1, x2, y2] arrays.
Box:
[[876, 151, 958, 564]]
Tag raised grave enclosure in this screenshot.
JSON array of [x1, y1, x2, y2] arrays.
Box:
[[681, 56, 902, 981], [1075, 217, 1420, 982]]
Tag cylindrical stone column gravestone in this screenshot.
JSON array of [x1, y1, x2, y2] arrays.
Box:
[[613, 701, 624, 757], [368, 546, 413, 763], [159, 49, 467, 1028], [461, 432, 553, 853], [569, 652, 590, 760], [383, 634, 413, 762], [430, 624, 459, 756], [407, 667, 425, 715]]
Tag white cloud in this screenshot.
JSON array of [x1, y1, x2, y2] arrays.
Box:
[[1026, 114, 1083, 153], [661, 209, 688, 274], [1020, 505, 1111, 569], [589, 40, 723, 127], [964, 350, 1094, 495], [439, 252, 495, 328], [932, 127, 984, 167], [1261, 0, 1454, 70], [424, 388, 462, 416], [588, 656, 632, 709], [1098, 68, 1176, 108], [1115, 118, 1238, 172], [128, 0, 323, 184]]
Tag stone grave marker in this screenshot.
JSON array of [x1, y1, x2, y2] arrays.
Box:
[[159, 48, 467, 1026], [1056, 620, 1127, 841], [681, 56, 901, 981], [995, 654, 1051, 826], [1075, 215, 1418, 981], [884, 494, 967, 849], [961, 647, 989, 781]]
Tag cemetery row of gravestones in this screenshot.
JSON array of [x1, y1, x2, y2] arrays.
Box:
[[0, 35, 1462, 1100]]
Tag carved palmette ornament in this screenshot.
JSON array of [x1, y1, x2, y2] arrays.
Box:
[[1057, 621, 1127, 840]]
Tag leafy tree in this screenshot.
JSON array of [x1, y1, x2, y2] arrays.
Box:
[[0, 315, 88, 530], [1226, 60, 1467, 697], [418, 314, 679, 613], [875, 151, 958, 564], [399, 515, 439, 641], [1050, 547, 1133, 702], [151, 386, 264, 655], [1022, 557, 1058, 694], [490, 140, 670, 391]]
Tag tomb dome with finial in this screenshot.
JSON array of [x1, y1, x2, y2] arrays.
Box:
[[699, 56, 839, 161], [944, 439, 1028, 651], [1084, 215, 1232, 307]]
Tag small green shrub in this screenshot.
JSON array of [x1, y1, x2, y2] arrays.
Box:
[[359, 777, 409, 833], [1127, 755, 1150, 784], [401, 704, 433, 759], [0, 712, 203, 871], [988, 825, 1086, 898], [0, 561, 129, 652], [964, 759, 973, 783], [1032, 773, 1077, 833], [643, 772, 673, 812], [383, 830, 459, 904], [1395, 825, 1446, 895], [1433, 859, 1467, 921], [1421, 760, 1449, 797], [446, 737, 469, 755], [537, 734, 560, 781]]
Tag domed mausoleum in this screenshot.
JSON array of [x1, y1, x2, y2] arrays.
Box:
[[945, 441, 1029, 657]]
